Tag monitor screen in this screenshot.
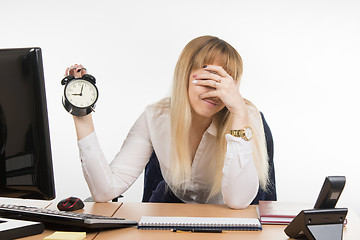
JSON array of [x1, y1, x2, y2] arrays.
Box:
[[0, 47, 55, 200]]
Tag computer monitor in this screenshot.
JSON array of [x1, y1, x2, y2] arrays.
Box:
[[0, 47, 55, 200]]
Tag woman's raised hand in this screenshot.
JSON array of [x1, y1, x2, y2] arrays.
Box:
[[193, 65, 246, 116]]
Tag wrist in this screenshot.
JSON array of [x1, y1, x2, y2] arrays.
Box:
[[73, 113, 92, 121], [231, 112, 249, 130], [73, 114, 95, 140]]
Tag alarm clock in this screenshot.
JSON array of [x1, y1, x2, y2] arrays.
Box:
[[61, 73, 98, 116]]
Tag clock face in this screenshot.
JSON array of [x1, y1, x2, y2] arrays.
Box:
[[65, 79, 98, 108], [244, 128, 253, 140]]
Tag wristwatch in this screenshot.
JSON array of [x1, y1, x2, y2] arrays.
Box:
[[230, 127, 253, 141]]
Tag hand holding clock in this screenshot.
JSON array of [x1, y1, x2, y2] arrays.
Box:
[[65, 64, 87, 78], [62, 64, 97, 140], [61, 64, 98, 117]]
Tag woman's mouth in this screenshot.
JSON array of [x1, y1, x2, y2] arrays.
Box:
[[203, 98, 218, 107]]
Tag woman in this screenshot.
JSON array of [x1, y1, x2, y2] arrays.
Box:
[[67, 35, 269, 209]]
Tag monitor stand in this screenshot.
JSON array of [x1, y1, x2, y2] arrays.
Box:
[[0, 217, 44, 239]]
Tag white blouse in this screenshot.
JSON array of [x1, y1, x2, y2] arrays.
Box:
[[78, 102, 259, 209]]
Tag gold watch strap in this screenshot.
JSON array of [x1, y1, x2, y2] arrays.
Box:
[[230, 127, 253, 141], [230, 130, 243, 138]]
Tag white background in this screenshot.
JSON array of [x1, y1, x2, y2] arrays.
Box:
[[1, 0, 359, 215]]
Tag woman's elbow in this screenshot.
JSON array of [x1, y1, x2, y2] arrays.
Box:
[[92, 195, 110, 202], [90, 188, 120, 202], [225, 198, 252, 209], [223, 184, 259, 209]]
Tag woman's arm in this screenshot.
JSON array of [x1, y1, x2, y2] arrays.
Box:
[[221, 136, 259, 209], [65, 64, 152, 202], [221, 109, 259, 209], [192, 65, 259, 208], [73, 114, 95, 140], [78, 111, 153, 202]]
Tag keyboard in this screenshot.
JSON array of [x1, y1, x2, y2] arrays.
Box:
[[0, 203, 137, 229]]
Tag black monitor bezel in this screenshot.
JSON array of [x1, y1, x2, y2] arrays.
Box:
[[0, 47, 55, 200]]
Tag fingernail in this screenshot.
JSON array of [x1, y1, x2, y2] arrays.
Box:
[[193, 80, 197, 84], [193, 74, 197, 78], [203, 65, 207, 68]]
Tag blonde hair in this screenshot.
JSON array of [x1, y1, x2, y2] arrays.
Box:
[[168, 35, 269, 200]]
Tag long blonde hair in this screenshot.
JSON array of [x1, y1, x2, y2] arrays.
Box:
[[168, 35, 269, 200]]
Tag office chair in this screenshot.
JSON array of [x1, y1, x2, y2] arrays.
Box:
[[142, 112, 277, 204]]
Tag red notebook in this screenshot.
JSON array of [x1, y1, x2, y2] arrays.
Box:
[[257, 201, 313, 225]]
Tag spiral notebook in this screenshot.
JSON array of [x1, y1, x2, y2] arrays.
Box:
[[138, 216, 262, 231]]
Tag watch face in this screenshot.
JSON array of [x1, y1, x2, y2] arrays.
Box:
[[244, 127, 253, 140], [65, 79, 98, 108]]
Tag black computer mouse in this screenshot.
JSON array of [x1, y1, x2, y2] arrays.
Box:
[[57, 196, 85, 211]]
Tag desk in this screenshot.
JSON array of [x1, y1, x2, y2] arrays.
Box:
[[14, 202, 360, 240], [98, 203, 360, 240]]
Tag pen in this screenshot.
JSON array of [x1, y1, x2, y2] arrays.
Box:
[[171, 229, 222, 233]]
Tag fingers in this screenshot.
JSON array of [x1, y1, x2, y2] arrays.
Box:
[[193, 79, 219, 89], [195, 65, 244, 115], [65, 64, 87, 78], [193, 65, 238, 103], [199, 90, 218, 100], [203, 65, 229, 78], [192, 65, 233, 89], [194, 72, 223, 83], [194, 65, 233, 87]]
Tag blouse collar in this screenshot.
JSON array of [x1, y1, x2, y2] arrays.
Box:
[[206, 120, 217, 137]]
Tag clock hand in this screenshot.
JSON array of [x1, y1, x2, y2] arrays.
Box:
[[80, 84, 84, 96], [71, 85, 84, 96]]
